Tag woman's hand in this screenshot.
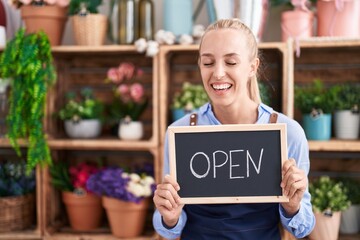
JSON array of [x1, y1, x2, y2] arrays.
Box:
[[153, 174, 184, 228], [280, 158, 307, 217]]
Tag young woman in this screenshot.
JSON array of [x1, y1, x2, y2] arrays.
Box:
[[153, 18, 315, 239]]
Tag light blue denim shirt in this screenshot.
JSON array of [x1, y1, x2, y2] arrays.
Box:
[[153, 103, 315, 239]]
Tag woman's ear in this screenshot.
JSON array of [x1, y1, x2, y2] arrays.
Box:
[[249, 58, 260, 77]]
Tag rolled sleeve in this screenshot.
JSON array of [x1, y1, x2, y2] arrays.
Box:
[[153, 209, 187, 239]]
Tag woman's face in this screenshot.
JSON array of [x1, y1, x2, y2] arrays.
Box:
[[199, 29, 258, 108]]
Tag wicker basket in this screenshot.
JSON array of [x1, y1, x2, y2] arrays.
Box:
[[0, 193, 35, 232], [71, 14, 107, 46]]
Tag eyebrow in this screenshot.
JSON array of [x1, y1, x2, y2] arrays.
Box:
[[200, 53, 240, 58]]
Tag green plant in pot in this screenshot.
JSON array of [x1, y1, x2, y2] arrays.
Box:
[[309, 176, 350, 240], [171, 82, 209, 122], [58, 87, 104, 139], [49, 161, 103, 231], [295, 79, 336, 141], [331, 83, 360, 140], [68, 0, 107, 46], [0, 29, 56, 172], [0, 160, 36, 232]]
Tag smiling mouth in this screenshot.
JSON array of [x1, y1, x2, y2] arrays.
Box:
[[211, 83, 232, 91]]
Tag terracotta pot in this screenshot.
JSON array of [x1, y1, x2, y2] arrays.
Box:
[[62, 191, 103, 231], [281, 9, 314, 42], [102, 196, 149, 238], [309, 211, 341, 240], [21, 5, 68, 46], [317, 0, 360, 37]]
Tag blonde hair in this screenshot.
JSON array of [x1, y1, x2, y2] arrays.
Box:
[[199, 19, 261, 104]]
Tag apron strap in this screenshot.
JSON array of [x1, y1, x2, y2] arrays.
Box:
[[269, 113, 278, 124], [189, 113, 197, 126]]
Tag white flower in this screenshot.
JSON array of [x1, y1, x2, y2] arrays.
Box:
[[121, 172, 129, 178], [127, 181, 145, 197], [155, 29, 176, 45], [192, 24, 205, 39], [142, 176, 155, 185], [146, 41, 159, 57], [129, 173, 141, 182], [179, 34, 193, 45], [134, 38, 148, 53]]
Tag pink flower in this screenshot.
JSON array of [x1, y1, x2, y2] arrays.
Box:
[[118, 63, 136, 81], [130, 83, 144, 103], [117, 84, 131, 102], [107, 67, 121, 83]]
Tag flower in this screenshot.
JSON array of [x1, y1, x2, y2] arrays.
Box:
[[0, 160, 36, 197], [8, 0, 70, 8], [50, 161, 101, 194], [86, 166, 156, 203], [106, 62, 148, 122]]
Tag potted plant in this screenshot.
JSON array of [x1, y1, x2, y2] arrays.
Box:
[[309, 176, 351, 240], [171, 81, 208, 121], [270, 0, 314, 42], [87, 166, 156, 238], [0, 160, 36, 232], [68, 0, 107, 46], [106, 62, 148, 140], [49, 161, 103, 231], [0, 29, 56, 172], [58, 87, 104, 139], [331, 83, 360, 140], [338, 177, 360, 234], [8, 0, 69, 46], [294, 79, 336, 140]]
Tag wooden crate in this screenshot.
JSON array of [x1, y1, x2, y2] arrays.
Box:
[[42, 148, 160, 240], [158, 43, 290, 174], [0, 149, 43, 240], [47, 46, 159, 149]]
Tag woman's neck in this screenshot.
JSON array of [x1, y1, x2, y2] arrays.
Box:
[[212, 100, 259, 124]]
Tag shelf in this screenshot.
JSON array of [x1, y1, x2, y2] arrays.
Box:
[[48, 139, 158, 151], [309, 140, 360, 152], [0, 232, 42, 240]]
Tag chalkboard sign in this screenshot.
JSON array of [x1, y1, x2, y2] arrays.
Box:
[[168, 124, 289, 204]]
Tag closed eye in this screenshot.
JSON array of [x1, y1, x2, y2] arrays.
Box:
[[226, 62, 237, 66]]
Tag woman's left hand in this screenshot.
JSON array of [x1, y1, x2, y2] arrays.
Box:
[[280, 158, 307, 217]]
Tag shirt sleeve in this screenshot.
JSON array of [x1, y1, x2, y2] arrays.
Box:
[[152, 130, 188, 238], [279, 120, 316, 238]]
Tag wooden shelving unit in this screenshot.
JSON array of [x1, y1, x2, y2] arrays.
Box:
[[1, 40, 360, 239]]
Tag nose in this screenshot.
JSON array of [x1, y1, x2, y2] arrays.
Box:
[[213, 63, 226, 80]]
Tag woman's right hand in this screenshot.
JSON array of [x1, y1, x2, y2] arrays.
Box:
[[153, 174, 184, 228]]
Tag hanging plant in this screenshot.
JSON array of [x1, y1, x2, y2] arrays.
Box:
[[0, 28, 56, 172]]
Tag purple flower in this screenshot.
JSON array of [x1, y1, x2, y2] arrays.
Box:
[[86, 166, 155, 203]]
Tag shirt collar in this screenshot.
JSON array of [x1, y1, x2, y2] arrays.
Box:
[[199, 102, 274, 124]]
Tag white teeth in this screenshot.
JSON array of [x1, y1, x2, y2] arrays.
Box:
[[212, 83, 231, 90]]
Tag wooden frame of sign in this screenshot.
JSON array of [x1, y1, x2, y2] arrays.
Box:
[[168, 123, 289, 204]]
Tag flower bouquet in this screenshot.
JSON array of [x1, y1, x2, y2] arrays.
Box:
[[49, 161, 103, 231], [106, 62, 148, 140], [87, 166, 155, 237]]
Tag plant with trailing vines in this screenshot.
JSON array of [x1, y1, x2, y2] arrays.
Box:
[[0, 29, 56, 172]]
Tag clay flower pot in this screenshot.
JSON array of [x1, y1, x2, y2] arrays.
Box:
[[102, 196, 149, 238], [62, 191, 103, 231]]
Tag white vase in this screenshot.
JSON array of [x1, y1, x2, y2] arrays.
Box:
[[334, 110, 360, 140], [64, 119, 102, 139], [340, 204, 360, 234], [118, 121, 143, 140]]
